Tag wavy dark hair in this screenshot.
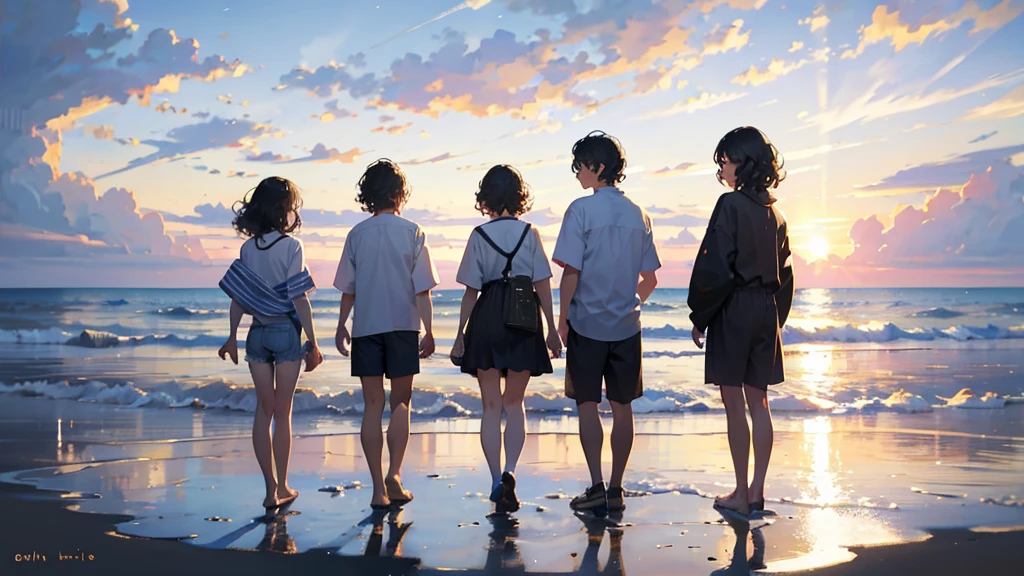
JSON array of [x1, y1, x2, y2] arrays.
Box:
[[571, 130, 627, 186], [356, 158, 409, 213], [714, 126, 786, 197], [475, 164, 533, 216], [232, 176, 302, 239]]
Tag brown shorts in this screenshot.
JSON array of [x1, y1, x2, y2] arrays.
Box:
[[705, 288, 784, 390], [565, 323, 643, 405]]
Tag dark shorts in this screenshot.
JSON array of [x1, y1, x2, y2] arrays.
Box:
[[565, 324, 643, 405], [351, 331, 420, 379], [705, 288, 785, 390], [245, 322, 304, 364]]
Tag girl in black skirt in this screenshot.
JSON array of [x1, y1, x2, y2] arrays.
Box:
[[451, 165, 562, 513]]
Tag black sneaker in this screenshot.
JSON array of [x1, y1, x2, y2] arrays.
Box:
[[489, 482, 503, 504], [607, 486, 625, 513], [501, 471, 520, 513], [570, 482, 608, 517]]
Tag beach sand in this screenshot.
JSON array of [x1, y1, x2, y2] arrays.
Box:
[[1, 396, 1022, 574]]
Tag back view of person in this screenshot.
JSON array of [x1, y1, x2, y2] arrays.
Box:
[[553, 131, 661, 517], [334, 159, 439, 509], [688, 126, 795, 518]]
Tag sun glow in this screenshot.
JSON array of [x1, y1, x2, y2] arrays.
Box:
[[808, 236, 831, 261]]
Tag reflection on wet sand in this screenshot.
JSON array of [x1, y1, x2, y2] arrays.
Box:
[[573, 514, 626, 576]]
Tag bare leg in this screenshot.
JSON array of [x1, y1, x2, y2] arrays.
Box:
[[577, 401, 604, 486], [249, 362, 277, 507], [717, 385, 750, 515], [273, 360, 301, 501], [501, 370, 530, 474], [477, 369, 503, 484], [608, 400, 634, 489], [385, 374, 414, 498], [360, 376, 389, 507], [745, 385, 773, 503]]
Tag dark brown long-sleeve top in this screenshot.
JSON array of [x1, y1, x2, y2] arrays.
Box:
[[688, 188, 794, 333]]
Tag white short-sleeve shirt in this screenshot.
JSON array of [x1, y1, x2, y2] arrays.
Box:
[[333, 213, 440, 338], [240, 231, 312, 325], [456, 217, 553, 290], [552, 186, 661, 342]]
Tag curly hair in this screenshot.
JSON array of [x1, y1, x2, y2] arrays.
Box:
[[475, 164, 533, 217], [232, 176, 303, 239], [571, 130, 627, 186], [713, 126, 786, 195], [356, 158, 409, 213]]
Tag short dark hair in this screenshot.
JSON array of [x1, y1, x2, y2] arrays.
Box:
[[356, 158, 409, 213], [232, 176, 302, 238], [475, 164, 533, 216], [571, 130, 627, 186], [714, 126, 786, 194]]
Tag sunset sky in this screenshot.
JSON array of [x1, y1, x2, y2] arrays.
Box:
[[2, 0, 1023, 288]]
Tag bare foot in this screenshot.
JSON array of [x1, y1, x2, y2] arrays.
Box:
[[263, 495, 278, 509], [385, 475, 414, 504], [370, 493, 391, 509], [714, 490, 749, 516], [276, 486, 299, 507]]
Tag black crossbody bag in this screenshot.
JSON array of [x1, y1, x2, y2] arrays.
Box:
[[474, 222, 538, 333]]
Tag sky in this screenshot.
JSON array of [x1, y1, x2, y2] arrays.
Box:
[[1, 0, 1023, 288]]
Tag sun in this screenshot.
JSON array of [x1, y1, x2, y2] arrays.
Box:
[[808, 236, 831, 262]]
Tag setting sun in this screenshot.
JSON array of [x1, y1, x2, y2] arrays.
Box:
[[809, 236, 831, 262]]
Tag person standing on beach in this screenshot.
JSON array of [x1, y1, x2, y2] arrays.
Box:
[[687, 126, 794, 518], [450, 165, 562, 513], [334, 159, 439, 509], [217, 176, 324, 510], [553, 131, 661, 517]]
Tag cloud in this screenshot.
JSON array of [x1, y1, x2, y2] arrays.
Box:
[[649, 162, 717, 178], [319, 99, 357, 123], [154, 100, 188, 114], [789, 41, 804, 52], [639, 92, 747, 119], [227, 170, 259, 178], [798, 6, 830, 32], [732, 57, 809, 86], [855, 145, 1024, 192], [285, 143, 367, 164], [192, 111, 211, 119], [656, 213, 709, 227], [662, 229, 699, 246], [372, 121, 414, 135], [82, 125, 115, 140], [245, 149, 292, 162], [969, 131, 998, 144], [96, 117, 278, 178], [808, 64, 1024, 133], [276, 0, 769, 121], [962, 85, 1024, 121], [401, 152, 471, 165], [164, 202, 372, 228], [843, 1, 1024, 60], [521, 207, 562, 226]]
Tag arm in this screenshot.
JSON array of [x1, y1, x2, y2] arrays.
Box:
[[535, 278, 562, 358], [293, 294, 323, 370], [557, 265, 580, 343], [776, 229, 794, 328], [335, 293, 355, 356], [451, 287, 478, 359], [217, 299, 245, 364], [638, 270, 658, 303], [417, 290, 435, 358]]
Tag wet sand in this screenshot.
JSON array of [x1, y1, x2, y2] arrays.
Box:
[[0, 395, 1022, 574]]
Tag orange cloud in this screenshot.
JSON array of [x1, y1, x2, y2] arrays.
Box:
[[962, 85, 1024, 121]]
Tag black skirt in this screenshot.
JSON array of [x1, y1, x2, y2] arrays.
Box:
[[461, 281, 553, 377]]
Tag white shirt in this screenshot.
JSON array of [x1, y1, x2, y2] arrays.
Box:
[[456, 217, 553, 290], [240, 231, 308, 325]]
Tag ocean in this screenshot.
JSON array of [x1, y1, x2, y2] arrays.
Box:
[[1, 287, 1021, 419]]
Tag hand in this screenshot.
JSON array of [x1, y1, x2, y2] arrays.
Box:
[[546, 330, 563, 359], [335, 325, 351, 357], [419, 332, 435, 358], [558, 319, 569, 345], [304, 343, 324, 372], [450, 333, 465, 359], [218, 338, 238, 365], [691, 326, 705, 349]]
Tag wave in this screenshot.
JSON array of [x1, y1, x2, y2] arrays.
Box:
[[0, 328, 222, 348], [642, 302, 682, 312], [146, 307, 225, 317], [642, 322, 1024, 344], [988, 303, 1024, 316], [105, 299, 130, 306], [912, 307, 965, 319]]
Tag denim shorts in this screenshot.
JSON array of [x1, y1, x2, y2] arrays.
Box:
[[245, 323, 305, 364]]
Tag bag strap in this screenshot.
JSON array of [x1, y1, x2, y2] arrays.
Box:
[[255, 233, 289, 251], [474, 222, 532, 278]]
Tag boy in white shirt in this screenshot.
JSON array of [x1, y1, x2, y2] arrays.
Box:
[[334, 159, 439, 509]]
